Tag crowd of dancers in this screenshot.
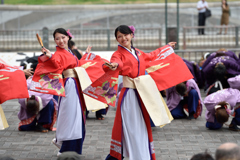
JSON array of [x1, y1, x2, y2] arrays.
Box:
[[180, 48, 240, 131], [1, 25, 240, 160]]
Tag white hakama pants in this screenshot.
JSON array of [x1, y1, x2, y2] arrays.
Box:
[[121, 89, 150, 160], [56, 78, 83, 141]]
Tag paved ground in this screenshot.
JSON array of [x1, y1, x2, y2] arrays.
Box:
[[1, 90, 240, 160]]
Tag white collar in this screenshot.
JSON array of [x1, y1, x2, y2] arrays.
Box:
[[119, 44, 138, 60]]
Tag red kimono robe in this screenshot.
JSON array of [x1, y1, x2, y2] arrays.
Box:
[[108, 45, 165, 160], [31, 47, 87, 148], [0, 59, 28, 104], [31, 47, 107, 148]]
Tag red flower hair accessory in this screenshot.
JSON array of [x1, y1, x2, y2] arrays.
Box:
[[66, 29, 74, 38], [128, 25, 135, 37]]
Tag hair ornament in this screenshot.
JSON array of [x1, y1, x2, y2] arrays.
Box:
[[128, 25, 135, 37], [215, 105, 222, 110], [67, 29, 74, 38], [215, 102, 231, 114]]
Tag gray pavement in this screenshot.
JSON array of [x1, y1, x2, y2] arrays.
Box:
[[0, 90, 240, 160]]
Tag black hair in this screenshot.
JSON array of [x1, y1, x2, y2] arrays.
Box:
[[191, 151, 214, 160], [26, 56, 39, 72], [69, 40, 75, 48], [53, 28, 73, 51], [214, 63, 227, 82], [26, 95, 39, 116], [215, 101, 229, 124], [114, 25, 134, 46], [68, 40, 82, 59], [175, 82, 187, 96], [215, 52, 227, 58], [30, 63, 38, 72]]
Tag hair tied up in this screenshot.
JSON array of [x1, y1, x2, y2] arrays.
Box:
[[30, 95, 36, 100], [67, 29, 74, 38], [128, 26, 135, 37]]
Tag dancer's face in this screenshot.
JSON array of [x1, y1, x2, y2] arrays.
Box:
[[54, 32, 69, 50], [116, 31, 133, 49]]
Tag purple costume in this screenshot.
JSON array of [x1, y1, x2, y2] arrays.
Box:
[[223, 50, 240, 62], [183, 58, 203, 88], [204, 88, 240, 129], [166, 79, 203, 119], [202, 51, 240, 69], [18, 90, 58, 121], [228, 75, 240, 90], [18, 78, 58, 131], [202, 51, 240, 88]]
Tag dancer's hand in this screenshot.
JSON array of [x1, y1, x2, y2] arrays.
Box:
[[23, 68, 34, 76], [86, 46, 92, 53], [168, 42, 177, 49], [106, 62, 118, 71], [41, 47, 51, 58]]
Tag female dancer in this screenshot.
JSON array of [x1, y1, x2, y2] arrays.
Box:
[[35, 28, 91, 156], [204, 88, 240, 131], [105, 25, 176, 160]]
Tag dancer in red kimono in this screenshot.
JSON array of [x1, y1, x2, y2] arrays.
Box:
[[31, 28, 96, 156], [104, 25, 177, 160]]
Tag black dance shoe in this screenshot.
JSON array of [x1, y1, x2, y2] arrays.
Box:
[[229, 124, 240, 131], [35, 124, 48, 133]]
